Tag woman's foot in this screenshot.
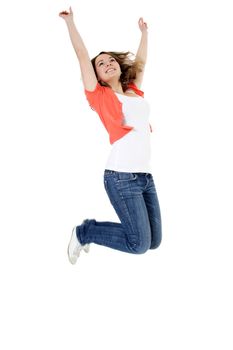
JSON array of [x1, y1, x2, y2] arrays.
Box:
[[67, 226, 90, 264]]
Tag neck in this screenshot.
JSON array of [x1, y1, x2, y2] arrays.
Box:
[[108, 80, 124, 94]]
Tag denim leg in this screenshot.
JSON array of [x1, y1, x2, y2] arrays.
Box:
[[77, 171, 152, 254], [143, 174, 162, 249]]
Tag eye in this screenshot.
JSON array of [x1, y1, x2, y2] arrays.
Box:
[[98, 62, 104, 67], [110, 58, 115, 62]]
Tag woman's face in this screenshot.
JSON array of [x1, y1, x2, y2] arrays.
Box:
[[95, 54, 121, 83]]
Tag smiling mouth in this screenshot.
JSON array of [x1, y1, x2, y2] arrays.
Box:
[[105, 68, 115, 73]]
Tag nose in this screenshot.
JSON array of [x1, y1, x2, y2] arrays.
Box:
[[104, 62, 113, 72]]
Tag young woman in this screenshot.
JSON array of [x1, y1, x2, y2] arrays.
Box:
[[59, 7, 162, 264]]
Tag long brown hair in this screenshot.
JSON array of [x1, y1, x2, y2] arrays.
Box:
[[91, 51, 144, 92]]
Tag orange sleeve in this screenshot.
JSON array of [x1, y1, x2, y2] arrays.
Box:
[[84, 83, 104, 111], [127, 82, 144, 97]]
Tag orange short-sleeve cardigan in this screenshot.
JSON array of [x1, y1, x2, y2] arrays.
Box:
[[84, 82, 151, 145]]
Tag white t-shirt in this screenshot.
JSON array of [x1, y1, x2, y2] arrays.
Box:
[[105, 93, 152, 173]]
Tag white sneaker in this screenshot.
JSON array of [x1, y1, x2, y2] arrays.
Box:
[[67, 226, 90, 264], [83, 244, 90, 253]]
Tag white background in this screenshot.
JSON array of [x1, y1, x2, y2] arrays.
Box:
[[0, 0, 232, 349]]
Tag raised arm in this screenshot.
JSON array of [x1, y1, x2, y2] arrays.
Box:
[[134, 17, 148, 89], [59, 7, 97, 91]]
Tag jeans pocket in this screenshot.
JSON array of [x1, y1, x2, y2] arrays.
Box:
[[116, 172, 138, 182]]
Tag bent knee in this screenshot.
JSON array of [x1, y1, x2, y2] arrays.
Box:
[[150, 237, 162, 250], [128, 239, 150, 255]]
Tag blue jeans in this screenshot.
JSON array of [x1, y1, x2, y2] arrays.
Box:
[[76, 170, 162, 254]]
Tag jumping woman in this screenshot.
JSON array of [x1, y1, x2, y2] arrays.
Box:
[[59, 7, 162, 264]]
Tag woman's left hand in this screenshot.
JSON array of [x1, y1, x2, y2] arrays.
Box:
[[138, 17, 148, 32]]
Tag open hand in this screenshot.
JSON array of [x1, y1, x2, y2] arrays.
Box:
[[138, 17, 148, 32]]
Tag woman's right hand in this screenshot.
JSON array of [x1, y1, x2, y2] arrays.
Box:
[[59, 6, 73, 23]]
